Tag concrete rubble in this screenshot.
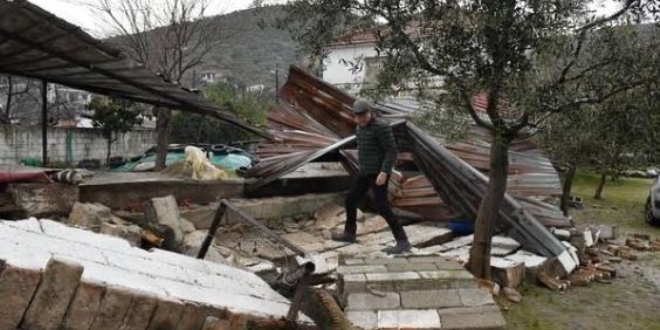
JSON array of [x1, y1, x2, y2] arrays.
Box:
[[0, 218, 313, 330]]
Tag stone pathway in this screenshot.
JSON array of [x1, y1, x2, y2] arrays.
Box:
[[337, 255, 506, 330]]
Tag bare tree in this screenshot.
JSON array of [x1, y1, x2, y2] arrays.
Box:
[[0, 75, 39, 124], [94, 0, 224, 170]]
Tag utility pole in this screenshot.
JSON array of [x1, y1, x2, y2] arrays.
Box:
[[275, 63, 279, 104], [41, 80, 48, 167]]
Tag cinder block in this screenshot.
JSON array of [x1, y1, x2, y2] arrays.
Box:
[[22, 258, 84, 330], [62, 280, 106, 330], [0, 262, 42, 330]]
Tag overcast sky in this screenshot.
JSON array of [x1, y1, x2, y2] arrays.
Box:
[[29, 0, 621, 37]]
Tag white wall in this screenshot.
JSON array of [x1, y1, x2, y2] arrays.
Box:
[[323, 44, 378, 88], [0, 125, 156, 165]]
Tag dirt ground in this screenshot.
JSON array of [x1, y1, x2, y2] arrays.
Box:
[[500, 173, 660, 330]]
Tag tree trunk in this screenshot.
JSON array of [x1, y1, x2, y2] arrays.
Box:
[[560, 163, 578, 216], [3, 77, 13, 123], [155, 108, 172, 171], [106, 138, 112, 167], [594, 172, 607, 199], [469, 135, 510, 280]]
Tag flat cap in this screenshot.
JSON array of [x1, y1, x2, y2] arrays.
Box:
[[352, 98, 372, 114]]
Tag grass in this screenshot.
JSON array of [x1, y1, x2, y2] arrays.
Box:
[[502, 170, 660, 330]]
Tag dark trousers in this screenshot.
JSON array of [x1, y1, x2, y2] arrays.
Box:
[[344, 174, 408, 242]]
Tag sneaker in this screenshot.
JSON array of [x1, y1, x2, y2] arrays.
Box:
[[382, 240, 412, 255], [331, 231, 357, 243]]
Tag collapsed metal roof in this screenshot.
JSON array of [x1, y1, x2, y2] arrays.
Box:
[[0, 0, 268, 138], [246, 65, 577, 273]]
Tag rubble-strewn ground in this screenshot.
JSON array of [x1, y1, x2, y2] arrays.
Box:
[[502, 172, 660, 330]]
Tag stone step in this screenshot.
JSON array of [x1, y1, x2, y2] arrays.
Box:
[[346, 305, 506, 330], [338, 256, 477, 294]]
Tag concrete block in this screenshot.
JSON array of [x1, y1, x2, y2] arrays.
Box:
[[385, 263, 438, 272], [346, 311, 377, 330], [439, 307, 506, 330], [176, 302, 208, 330], [365, 272, 420, 282], [342, 273, 367, 293], [377, 309, 441, 329], [400, 289, 462, 309], [0, 262, 42, 330], [343, 258, 366, 265], [62, 280, 106, 330], [418, 270, 474, 280], [458, 288, 496, 307], [144, 195, 185, 245], [434, 260, 467, 271], [90, 285, 133, 330], [22, 258, 84, 330], [68, 202, 114, 232], [346, 292, 401, 311], [147, 296, 185, 330], [366, 257, 409, 265], [337, 264, 388, 274], [119, 291, 158, 330]]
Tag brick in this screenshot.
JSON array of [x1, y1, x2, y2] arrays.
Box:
[[346, 292, 400, 311], [337, 265, 388, 274], [365, 272, 420, 282], [62, 280, 106, 330], [377, 309, 441, 329], [176, 302, 207, 330], [147, 297, 185, 330], [0, 263, 42, 330], [401, 289, 462, 309], [119, 292, 158, 330], [346, 311, 377, 330], [22, 258, 84, 330], [458, 288, 496, 307], [386, 263, 438, 272], [90, 285, 133, 330]]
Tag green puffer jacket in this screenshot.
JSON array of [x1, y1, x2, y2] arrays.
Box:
[[356, 118, 398, 175]]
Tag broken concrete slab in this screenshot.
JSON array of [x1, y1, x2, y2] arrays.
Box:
[[62, 280, 105, 330], [0, 261, 42, 330], [10, 183, 79, 217], [144, 195, 185, 246], [180, 204, 218, 230], [22, 258, 84, 330], [68, 202, 114, 232], [100, 222, 142, 247]]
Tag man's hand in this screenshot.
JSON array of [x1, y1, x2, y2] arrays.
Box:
[[376, 171, 388, 186]]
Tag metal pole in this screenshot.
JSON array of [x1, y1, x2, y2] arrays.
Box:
[[41, 80, 48, 167], [197, 202, 227, 259]]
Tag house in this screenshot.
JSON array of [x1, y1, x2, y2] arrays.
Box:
[[323, 27, 443, 96]]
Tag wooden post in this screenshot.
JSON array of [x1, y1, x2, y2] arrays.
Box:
[[41, 80, 48, 167], [197, 202, 227, 259]]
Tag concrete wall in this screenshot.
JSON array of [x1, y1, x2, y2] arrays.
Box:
[[0, 125, 156, 165]]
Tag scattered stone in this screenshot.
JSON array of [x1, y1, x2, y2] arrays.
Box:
[[501, 287, 522, 303], [100, 222, 142, 247], [68, 202, 114, 232], [11, 183, 78, 217], [181, 218, 197, 234], [22, 258, 84, 330], [595, 225, 618, 241], [537, 271, 569, 291], [144, 195, 186, 246], [491, 258, 525, 288]]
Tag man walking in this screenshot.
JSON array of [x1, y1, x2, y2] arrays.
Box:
[[331, 99, 411, 254]]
